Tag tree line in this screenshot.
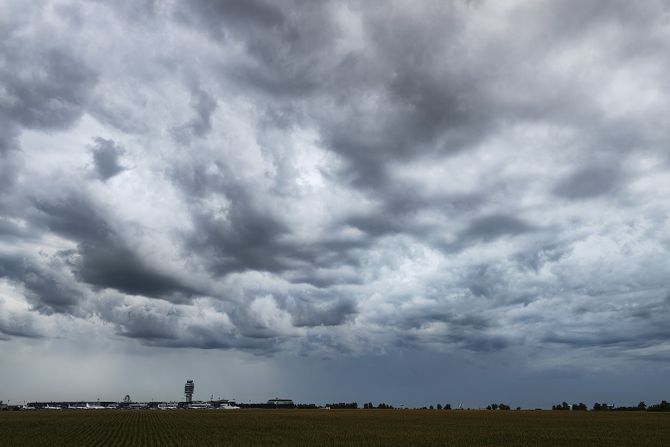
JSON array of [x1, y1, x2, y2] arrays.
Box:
[[551, 400, 670, 412]]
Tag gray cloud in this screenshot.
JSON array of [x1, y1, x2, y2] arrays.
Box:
[[553, 165, 623, 200], [0, 313, 42, 340], [90, 137, 126, 181], [0, 252, 82, 315], [2, 0, 670, 405], [33, 193, 199, 302], [176, 0, 285, 38], [0, 47, 96, 131], [460, 214, 536, 242], [187, 192, 290, 275], [284, 291, 358, 328], [171, 87, 218, 144]]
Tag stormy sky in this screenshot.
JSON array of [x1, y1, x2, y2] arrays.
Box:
[[2, 0, 670, 408]]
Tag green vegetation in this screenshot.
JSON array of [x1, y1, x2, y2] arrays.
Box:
[[1, 409, 669, 446]]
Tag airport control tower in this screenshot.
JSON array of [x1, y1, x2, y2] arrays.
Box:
[[185, 380, 194, 403]]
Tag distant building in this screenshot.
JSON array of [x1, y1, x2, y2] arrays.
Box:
[[185, 380, 195, 403], [268, 398, 294, 407]]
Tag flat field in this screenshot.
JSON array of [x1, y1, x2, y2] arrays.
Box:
[[1, 409, 669, 446]]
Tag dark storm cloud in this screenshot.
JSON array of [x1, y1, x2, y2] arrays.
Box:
[[4, 1, 670, 401], [542, 292, 670, 350], [398, 328, 510, 354], [0, 218, 27, 240], [291, 299, 356, 327], [33, 195, 108, 243], [76, 242, 198, 301], [90, 137, 126, 181], [343, 187, 431, 235], [368, 291, 513, 353], [188, 196, 290, 275], [155, 327, 285, 352], [285, 292, 357, 328], [176, 0, 285, 38], [0, 4, 98, 219], [171, 87, 218, 144], [0, 45, 96, 131], [33, 194, 198, 301], [323, 70, 492, 190], [460, 214, 536, 242], [0, 253, 81, 315], [553, 165, 623, 200], [0, 120, 19, 155], [172, 160, 366, 282], [435, 214, 539, 253], [513, 243, 569, 274], [97, 295, 289, 351], [0, 313, 42, 340], [447, 333, 510, 353], [91, 0, 158, 21], [110, 306, 180, 341], [189, 202, 371, 285], [0, 154, 21, 212], [175, 0, 499, 193], [399, 310, 491, 332]]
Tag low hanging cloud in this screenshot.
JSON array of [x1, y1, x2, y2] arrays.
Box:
[[1, 0, 670, 381]]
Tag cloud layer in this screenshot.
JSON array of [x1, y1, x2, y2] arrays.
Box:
[[2, 0, 670, 402]]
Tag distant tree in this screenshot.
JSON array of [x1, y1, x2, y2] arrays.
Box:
[[572, 403, 587, 411], [516, 407, 521, 411], [327, 402, 358, 409], [647, 400, 670, 412], [437, 404, 442, 410], [429, 405, 434, 410], [499, 404, 510, 410], [444, 404, 451, 410], [638, 401, 647, 411]]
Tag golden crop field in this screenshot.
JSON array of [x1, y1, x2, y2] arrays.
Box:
[[1, 409, 669, 446]]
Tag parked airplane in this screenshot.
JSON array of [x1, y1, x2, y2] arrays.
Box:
[[219, 402, 240, 410], [68, 404, 87, 410], [158, 403, 179, 410], [68, 403, 106, 410], [189, 402, 212, 409], [86, 403, 106, 410]]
